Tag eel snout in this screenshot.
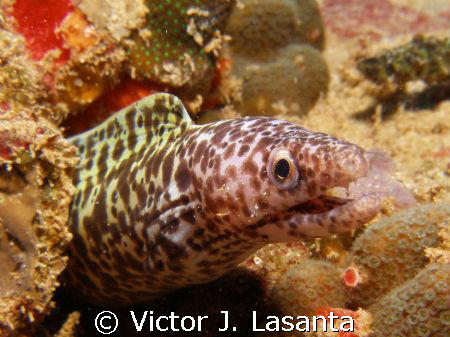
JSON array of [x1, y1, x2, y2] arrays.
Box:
[[324, 145, 370, 188]]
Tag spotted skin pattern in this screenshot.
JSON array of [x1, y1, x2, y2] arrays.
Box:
[[66, 93, 380, 306]]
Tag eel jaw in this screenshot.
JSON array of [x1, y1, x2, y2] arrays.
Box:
[[280, 149, 416, 238], [285, 192, 381, 238], [257, 177, 381, 241]]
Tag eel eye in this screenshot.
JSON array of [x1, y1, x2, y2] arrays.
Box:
[[268, 149, 299, 189], [274, 159, 291, 181]]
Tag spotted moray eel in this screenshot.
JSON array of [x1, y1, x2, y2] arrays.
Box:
[[67, 93, 380, 306]]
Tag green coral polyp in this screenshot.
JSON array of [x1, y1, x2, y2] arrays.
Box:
[[127, 0, 235, 89]]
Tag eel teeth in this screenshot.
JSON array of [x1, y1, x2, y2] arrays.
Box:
[[324, 186, 349, 199], [292, 193, 381, 237]]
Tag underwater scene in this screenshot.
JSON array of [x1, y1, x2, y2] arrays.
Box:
[[0, 0, 449, 336]]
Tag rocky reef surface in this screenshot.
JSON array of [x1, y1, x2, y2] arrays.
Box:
[[0, 104, 78, 336]]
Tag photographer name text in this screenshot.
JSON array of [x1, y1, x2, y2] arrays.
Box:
[[128, 310, 354, 333]]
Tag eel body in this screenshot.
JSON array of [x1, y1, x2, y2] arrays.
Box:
[[67, 93, 380, 305]]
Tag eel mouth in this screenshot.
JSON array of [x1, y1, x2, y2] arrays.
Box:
[[289, 181, 371, 215], [289, 189, 354, 215], [257, 150, 414, 239], [284, 178, 382, 237], [280, 150, 415, 238]]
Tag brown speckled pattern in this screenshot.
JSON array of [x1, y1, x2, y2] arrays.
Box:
[[66, 93, 380, 306]]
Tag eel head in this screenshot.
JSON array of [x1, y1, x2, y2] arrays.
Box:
[[194, 118, 387, 241]]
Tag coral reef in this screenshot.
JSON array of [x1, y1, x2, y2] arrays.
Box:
[[127, 0, 235, 92], [0, 10, 41, 114], [219, 0, 329, 119], [272, 259, 346, 318], [353, 34, 450, 118], [344, 202, 449, 308], [2, 0, 125, 124], [369, 263, 449, 337], [225, 0, 325, 59], [0, 0, 237, 131], [258, 203, 449, 336], [0, 106, 77, 336], [322, 0, 450, 41], [357, 35, 450, 86], [244, 242, 310, 292], [77, 0, 148, 41], [0, 0, 448, 336], [305, 308, 372, 337], [12, 0, 73, 62], [426, 220, 450, 264], [232, 44, 329, 117]]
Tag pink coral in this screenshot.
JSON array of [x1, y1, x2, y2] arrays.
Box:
[[322, 0, 449, 41], [342, 266, 362, 288]]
